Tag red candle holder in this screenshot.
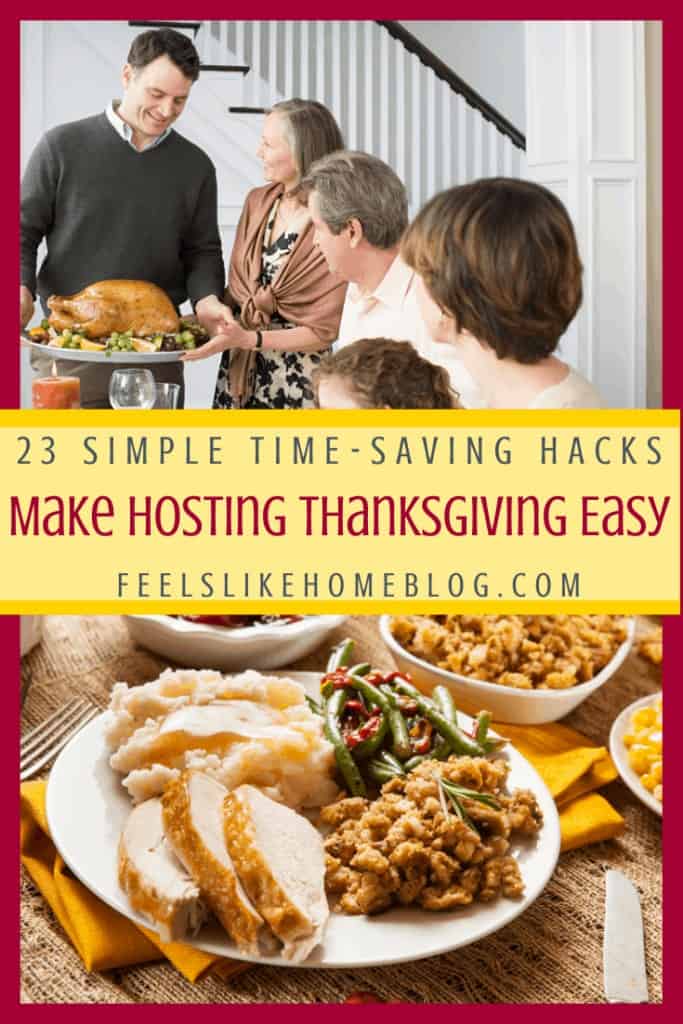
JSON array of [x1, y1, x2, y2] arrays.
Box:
[[32, 376, 81, 409]]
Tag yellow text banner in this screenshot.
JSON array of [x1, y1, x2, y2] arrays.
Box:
[[0, 409, 679, 614]]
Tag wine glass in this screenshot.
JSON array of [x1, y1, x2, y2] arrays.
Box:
[[109, 369, 157, 409]]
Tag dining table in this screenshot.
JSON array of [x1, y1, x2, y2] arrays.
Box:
[[20, 614, 662, 1004]]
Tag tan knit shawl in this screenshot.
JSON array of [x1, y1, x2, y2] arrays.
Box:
[[225, 183, 347, 403]]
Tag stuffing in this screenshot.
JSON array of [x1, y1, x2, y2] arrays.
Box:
[[391, 615, 627, 689], [322, 757, 542, 915]]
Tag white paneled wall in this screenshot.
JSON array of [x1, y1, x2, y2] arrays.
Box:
[[525, 21, 647, 407]]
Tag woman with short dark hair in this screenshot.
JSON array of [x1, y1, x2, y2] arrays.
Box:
[[402, 178, 601, 408], [184, 99, 347, 409]]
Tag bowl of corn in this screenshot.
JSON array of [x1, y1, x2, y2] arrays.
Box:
[[609, 693, 662, 815]]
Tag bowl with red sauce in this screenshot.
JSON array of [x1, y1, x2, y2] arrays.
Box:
[[123, 614, 348, 670]]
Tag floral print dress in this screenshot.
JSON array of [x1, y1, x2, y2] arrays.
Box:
[[213, 200, 325, 409]]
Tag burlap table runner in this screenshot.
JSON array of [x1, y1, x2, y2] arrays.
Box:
[[21, 615, 662, 1004]]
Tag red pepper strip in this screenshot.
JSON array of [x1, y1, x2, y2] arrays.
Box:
[[358, 713, 382, 740], [344, 699, 369, 719], [365, 671, 385, 685], [320, 668, 349, 689], [383, 671, 413, 684], [411, 720, 434, 754]]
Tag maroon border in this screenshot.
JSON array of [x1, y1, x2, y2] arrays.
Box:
[[8, 3, 675, 1012]]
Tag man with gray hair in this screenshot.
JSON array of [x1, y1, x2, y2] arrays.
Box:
[[302, 150, 479, 404]]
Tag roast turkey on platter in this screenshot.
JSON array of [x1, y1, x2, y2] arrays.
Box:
[[26, 279, 209, 353], [47, 279, 179, 338]]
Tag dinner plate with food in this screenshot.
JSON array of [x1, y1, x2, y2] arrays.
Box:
[[23, 279, 210, 363], [46, 641, 561, 968], [609, 692, 662, 816]]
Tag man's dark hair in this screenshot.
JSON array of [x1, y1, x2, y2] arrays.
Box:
[[127, 28, 201, 82]]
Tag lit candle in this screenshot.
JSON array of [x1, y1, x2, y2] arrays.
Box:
[[32, 376, 81, 409]]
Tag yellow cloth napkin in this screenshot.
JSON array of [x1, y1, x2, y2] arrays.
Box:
[[20, 781, 247, 983], [497, 721, 625, 851]]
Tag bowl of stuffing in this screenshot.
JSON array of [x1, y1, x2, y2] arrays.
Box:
[[124, 614, 347, 671], [379, 614, 635, 724]]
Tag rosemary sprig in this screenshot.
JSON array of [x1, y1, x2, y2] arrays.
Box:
[[437, 777, 501, 835], [305, 694, 322, 715]]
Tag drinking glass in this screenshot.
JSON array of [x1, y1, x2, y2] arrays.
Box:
[[109, 369, 157, 409], [154, 382, 181, 409]]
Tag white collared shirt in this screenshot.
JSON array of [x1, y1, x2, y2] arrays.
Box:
[[335, 254, 483, 407], [105, 100, 173, 151]]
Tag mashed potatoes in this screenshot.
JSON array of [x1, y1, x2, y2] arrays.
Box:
[[105, 668, 337, 809]]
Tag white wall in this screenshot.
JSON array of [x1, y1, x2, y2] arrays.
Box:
[[525, 21, 649, 407], [398, 20, 525, 132], [645, 21, 662, 408]]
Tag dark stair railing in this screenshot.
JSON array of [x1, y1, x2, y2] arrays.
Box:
[[226, 22, 525, 150], [127, 21, 248, 74], [126, 18, 524, 147], [378, 21, 525, 150], [128, 21, 202, 37]]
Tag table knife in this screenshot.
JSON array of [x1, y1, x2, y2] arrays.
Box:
[[603, 869, 648, 1003]]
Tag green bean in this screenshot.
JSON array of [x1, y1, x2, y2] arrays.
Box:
[[377, 749, 406, 775], [347, 662, 371, 678], [346, 673, 391, 711], [432, 686, 458, 759], [379, 684, 412, 760], [393, 680, 485, 757], [352, 713, 389, 760], [433, 686, 457, 722], [326, 638, 355, 673], [366, 760, 396, 785], [323, 689, 366, 797], [476, 711, 491, 745], [403, 753, 429, 771]]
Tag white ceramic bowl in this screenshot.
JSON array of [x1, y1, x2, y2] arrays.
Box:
[[609, 692, 662, 817], [123, 614, 347, 671], [379, 615, 636, 725]]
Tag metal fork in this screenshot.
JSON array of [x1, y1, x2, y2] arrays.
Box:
[[21, 698, 100, 780]]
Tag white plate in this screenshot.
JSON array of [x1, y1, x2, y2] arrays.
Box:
[[46, 672, 561, 969], [25, 338, 182, 364], [609, 692, 662, 817]]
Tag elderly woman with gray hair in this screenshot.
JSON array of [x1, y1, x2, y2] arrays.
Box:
[[184, 99, 347, 408]]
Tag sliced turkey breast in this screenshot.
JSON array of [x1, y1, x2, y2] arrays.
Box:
[[224, 785, 329, 962], [162, 771, 265, 955], [118, 798, 206, 943]]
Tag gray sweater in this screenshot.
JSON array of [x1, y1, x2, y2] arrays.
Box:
[[21, 113, 225, 309]]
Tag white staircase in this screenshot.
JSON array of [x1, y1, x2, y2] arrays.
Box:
[[193, 19, 527, 215]]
